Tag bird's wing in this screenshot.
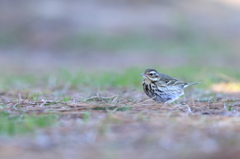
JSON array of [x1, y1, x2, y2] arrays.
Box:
[[157, 73, 186, 87]]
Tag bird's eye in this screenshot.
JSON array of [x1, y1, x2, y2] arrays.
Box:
[[149, 73, 153, 76]]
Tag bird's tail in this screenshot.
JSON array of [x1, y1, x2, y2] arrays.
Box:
[[184, 82, 201, 88]]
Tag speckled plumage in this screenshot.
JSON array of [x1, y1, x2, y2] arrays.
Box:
[[141, 68, 200, 103]]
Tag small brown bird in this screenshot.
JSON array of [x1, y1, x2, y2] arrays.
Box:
[[141, 68, 200, 104]]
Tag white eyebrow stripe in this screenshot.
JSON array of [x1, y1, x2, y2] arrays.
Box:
[[149, 71, 156, 74]]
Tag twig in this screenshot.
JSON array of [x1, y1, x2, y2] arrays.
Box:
[[133, 96, 156, 106], [111, 96, 119, 103], [208, 96, 213, 109], [191, 95, 196, 108], [39, 100, 47, 107]]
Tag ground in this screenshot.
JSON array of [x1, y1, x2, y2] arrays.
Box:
[[1, 68, 240, 159]]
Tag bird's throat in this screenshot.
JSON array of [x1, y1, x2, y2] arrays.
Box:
[[144, 78, 152, 84]]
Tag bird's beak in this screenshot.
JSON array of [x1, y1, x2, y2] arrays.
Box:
[[140, 73, 145, 76]]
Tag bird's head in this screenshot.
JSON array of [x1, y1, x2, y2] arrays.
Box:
[[141, 68, 160, 82]]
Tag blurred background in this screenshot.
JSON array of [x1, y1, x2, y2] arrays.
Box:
[[1, 1, 240, 159], [0, 0, 240, 73]]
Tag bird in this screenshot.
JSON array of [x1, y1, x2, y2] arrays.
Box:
[[141, 68, 200, 104]]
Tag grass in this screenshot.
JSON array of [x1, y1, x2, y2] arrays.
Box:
[[0, 66, 240, 159], [1, 66, 240, 91], [0, 112, 56, 136]]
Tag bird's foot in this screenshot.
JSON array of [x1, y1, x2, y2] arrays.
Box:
[[164, 101, 174, 105], [164, 100, 174, 105]]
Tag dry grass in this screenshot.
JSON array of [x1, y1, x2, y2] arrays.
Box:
[[0, 68, 239, 159], [1, 88, 240, 159]]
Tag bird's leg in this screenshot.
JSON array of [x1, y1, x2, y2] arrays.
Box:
[[164, 97, 179, 104]]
